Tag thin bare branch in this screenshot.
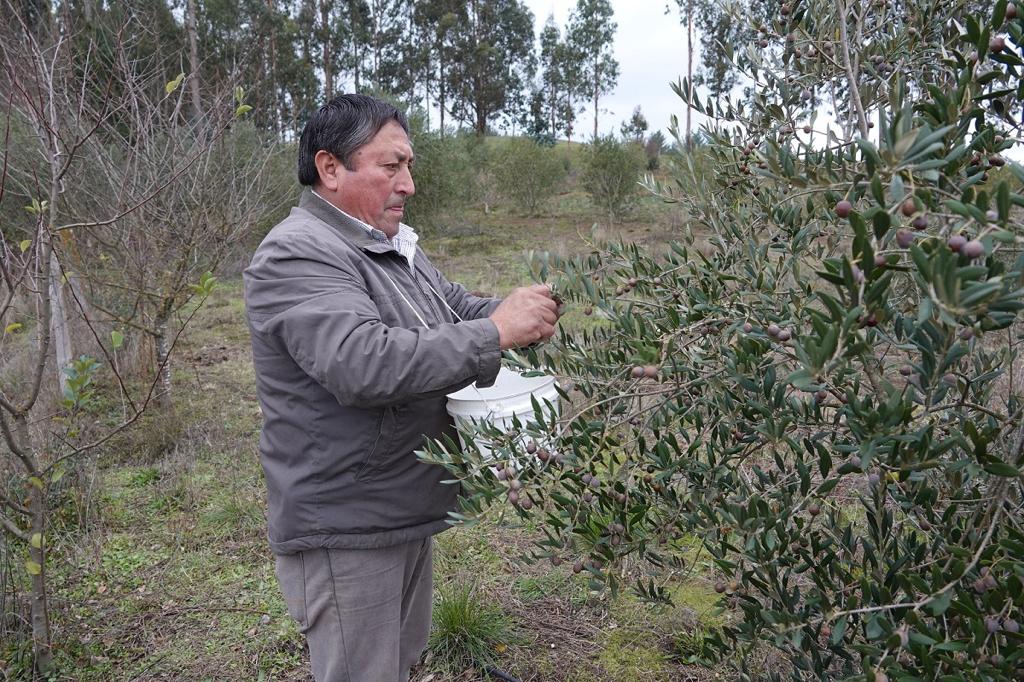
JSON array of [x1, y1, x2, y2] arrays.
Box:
[[0, 509, 30, 543]]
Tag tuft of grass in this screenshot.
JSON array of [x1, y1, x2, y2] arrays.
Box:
[[129, 466, 161, 487], [428, 582, 519, 677]]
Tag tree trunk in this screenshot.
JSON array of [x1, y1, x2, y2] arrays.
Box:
[[29, 484, 51, 674], [267, 0, 280, 138], [593, 66, 599, 141], [14, 414, 52, 674], [321, 1, 333, 100], [438, 52, 446, 135], [372, 0, 380, 87], [549, 81, 555, 137], [184, 0, 202, 122], [153, 314, 173, 410], [47, 252, 71, 396], [686, 0, 693, 150]]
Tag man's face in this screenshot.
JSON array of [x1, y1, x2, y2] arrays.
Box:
[[319, 121, 415, 237]]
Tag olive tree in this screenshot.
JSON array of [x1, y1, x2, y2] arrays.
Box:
[[423, 1, 1024, 679], [493, 137, 567, 215], [582, 135, 646, 222]]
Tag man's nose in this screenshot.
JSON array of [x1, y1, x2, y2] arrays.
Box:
[[396, 166, 415, 196]]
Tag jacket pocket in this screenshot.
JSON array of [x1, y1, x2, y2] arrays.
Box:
[[354, 406, 398, 482]]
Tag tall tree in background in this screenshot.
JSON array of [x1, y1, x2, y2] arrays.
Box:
[[383, 3, 426, 110], [683, 0, 774, 99], [447, 0, 535, 136], [414, 0, 465, 133], [568, 0, 618, 140], [364, 0, 406, 92], [673, 0, 696, 148], [537, 13, 579, 142], [619, 104, 647, 142]]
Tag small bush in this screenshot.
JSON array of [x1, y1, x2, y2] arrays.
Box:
[[581, 136, 646, 221], [492, 137, 567, 215], [405, 130, 476, 233]]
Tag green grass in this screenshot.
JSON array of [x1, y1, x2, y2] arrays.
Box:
[[428, 582, 522, 676]]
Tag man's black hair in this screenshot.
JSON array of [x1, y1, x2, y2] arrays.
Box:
[[297, 94, 410, 186]]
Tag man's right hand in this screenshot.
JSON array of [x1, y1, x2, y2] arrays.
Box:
[[488, 284, 560, 350]]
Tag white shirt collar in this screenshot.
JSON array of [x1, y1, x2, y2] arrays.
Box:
[[311, 190, 419, 269]]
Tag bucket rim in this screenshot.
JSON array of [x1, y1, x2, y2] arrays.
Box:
[[446, 367, 558, 405]]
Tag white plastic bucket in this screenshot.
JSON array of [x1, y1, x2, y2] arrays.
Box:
[[446, 367, 560, 463]]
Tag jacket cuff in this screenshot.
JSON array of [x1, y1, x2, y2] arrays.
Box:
[[472, 318, 502, 388]]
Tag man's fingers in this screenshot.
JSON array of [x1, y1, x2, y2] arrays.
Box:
[[530, 283, 553, 295], [538, 307, 558, 325]]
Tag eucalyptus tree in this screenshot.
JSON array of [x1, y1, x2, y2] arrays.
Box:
[[567, 0, 618, 140], [537, 13, 579, 142], [619, 105, 647, 143], [446, 0, 536, 136], [413, 0, 466, 133]]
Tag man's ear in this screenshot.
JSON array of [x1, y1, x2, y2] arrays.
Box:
[[314, 150, 342, 191]]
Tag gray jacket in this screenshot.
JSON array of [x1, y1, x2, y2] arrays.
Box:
[[244, 188, 501, 554]]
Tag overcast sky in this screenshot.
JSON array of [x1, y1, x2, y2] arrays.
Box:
[[523, 0, 701, 140]]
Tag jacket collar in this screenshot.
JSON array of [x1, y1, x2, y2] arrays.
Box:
[[298, 187, 396, 255]]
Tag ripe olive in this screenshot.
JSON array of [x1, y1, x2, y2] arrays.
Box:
[[963, 240, 985, 259]]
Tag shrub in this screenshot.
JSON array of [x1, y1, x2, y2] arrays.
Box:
[[644, 131, 666, 171], [405, 129, 476, 233], [424, 1, 1024, 679], [492, 137, 567, 215], [581, 135, 646, 221]]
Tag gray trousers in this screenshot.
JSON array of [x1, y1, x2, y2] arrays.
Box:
[[275, 538, 433, 682]]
